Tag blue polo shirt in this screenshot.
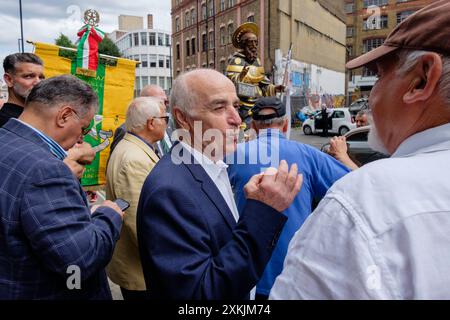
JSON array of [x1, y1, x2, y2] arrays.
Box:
[[227, 129, 350, 296]]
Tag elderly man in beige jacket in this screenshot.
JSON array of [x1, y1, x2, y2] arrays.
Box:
[[106, 97, 168, 300]]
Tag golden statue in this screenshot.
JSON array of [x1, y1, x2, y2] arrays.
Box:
[[227, 22, 284, 127]]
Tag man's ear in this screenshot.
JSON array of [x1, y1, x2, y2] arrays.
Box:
[[403, 53, 443, 105], [56, 106, 72, 128], [282, 118, 289, 133], [173, 107, 191, 131], [146, 117, 155, 130], [4, 73, 14, 87]]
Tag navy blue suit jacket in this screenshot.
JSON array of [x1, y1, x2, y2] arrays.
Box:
[[137, 142, 287, 299], [0, 119, 122, 299]]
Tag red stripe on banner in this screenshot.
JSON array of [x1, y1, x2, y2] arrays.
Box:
[[87, 28, 103, 70]]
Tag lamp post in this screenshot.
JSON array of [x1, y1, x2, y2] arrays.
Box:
[[19, 0, 24, 53]]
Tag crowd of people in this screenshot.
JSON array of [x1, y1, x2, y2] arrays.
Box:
[[0, 1, 450, 300]]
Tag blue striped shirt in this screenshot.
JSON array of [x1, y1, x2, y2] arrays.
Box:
[[16, 119, 67, 160]]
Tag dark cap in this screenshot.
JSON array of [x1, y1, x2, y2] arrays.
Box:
[[346, 0, 450, 70], [250, 97, 286, 120]]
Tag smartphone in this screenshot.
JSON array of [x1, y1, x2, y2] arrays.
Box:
[[114, 198, 130, 211]]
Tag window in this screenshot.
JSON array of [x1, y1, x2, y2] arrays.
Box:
[[347, 45, 353, 56], [141, 54, 148, 68], [191, 9, 196, 25], [175, 17, 180, 32], [158, 33, 164, 46], [165, 34, 170, 47], [345, 3, 354, 14], [209, 31, 214, 49], [397, 11, 416, 25], [186, 39, 190, 56], [346, 131, 369, 142], [247, 15, 255, 22], [202, 33, 207, 52], [159, 77, 165, 89], [159, 55, 165, 68], [208, 0, 214, 17], [363, 38, 384, 53], [185, 11, 190, 28], [142, 76, 149, 88], [363, 15, 388, 30], [202, 3, 207, 20], [133, 33, 139, 46], [346, 26, 354, 37], [126, 34, 132, 48], [363, 66, 377, 77], [220, 27, 226, 46], [150, 76, 157, 85], [140, 32, 147, 46], [149, 54, 157, 67], [176, 44, 180, 60], [332, 111, 345, 119], [220, 0, 225, 11], [166, 56, 171, 69], [227, 0, 235, 8], [363, 0, 387, 7], [149, 32, 156, 45], [191, 37, 196, 55], [227, 23, 234, 44]]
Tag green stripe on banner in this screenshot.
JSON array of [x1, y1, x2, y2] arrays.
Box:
[[71, 61, 106, 186]]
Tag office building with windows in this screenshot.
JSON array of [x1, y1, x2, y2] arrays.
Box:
[[345, 0, 436, 98], [110, 14, 172, 96]]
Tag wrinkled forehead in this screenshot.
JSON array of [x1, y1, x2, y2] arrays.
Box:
[[13, 62, 44, 74]]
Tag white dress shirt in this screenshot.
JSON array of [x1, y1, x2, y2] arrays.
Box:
[[270, 123, 450, 299], [180, 142, 240, 222]]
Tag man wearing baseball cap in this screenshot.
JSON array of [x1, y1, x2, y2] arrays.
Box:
[[271, 0, 450, 299], [227, 97, 350, 299]]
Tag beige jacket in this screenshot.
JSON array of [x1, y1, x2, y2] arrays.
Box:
[[105, 133, 159, 290]]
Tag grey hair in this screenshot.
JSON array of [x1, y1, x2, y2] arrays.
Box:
[[169, 71, 199, 128], [125, 97, 162, 133], [356, 109, 369, 118], [396, 50, 450, 104], [3, 52, 43, 74], [252, 115, 288, 128], [26, 75, 98, 116]]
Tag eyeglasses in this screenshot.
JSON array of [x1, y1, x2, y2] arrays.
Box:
[[152, 113, 170, 124], [70, 108, 93, 135]]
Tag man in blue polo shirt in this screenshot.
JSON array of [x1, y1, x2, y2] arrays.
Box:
[[227, 97, 350, 299]]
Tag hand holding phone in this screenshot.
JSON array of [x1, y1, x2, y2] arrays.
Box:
[[114, 198, 130, 211]]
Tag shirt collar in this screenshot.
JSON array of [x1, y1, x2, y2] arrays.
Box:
[[127, 131, 156, 151], [392, 123, 450, 158], [257, 128, 285, 139], [180, 141, 228, 180], [16, 119, 68, 160]]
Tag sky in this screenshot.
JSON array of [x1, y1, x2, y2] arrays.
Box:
[[0, 0, 172, 80]]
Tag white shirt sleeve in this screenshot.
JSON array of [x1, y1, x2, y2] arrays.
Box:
[[269, 194, 397, 300]]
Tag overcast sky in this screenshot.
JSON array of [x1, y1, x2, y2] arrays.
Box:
[[0, 0, 172, 80]]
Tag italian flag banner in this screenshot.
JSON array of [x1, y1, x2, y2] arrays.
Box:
[[33, 41, 137, 187], [76, 25, 105, 73]]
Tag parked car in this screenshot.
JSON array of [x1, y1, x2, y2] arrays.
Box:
[[302, 108, 356, 136], [348, 98, 369, 117], [321, 125, 389, 166]]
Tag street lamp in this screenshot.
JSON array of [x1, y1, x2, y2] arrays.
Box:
[[19, 0, 24, 53]]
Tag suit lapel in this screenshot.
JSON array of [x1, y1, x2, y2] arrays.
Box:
[[172, 143, 236, 230]]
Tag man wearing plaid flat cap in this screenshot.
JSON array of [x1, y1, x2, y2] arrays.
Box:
[[271, 1, 450, 299]]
